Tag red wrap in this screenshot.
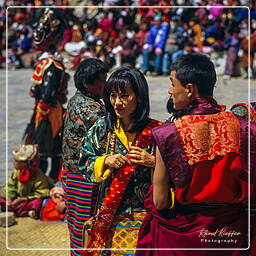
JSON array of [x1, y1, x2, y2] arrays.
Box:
[[83, 120, 163, 256]]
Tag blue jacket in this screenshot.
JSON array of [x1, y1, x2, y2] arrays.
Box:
[[147, 22, 169, 50]]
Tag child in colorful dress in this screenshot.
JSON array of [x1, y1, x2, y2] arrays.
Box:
[[40, 170, 66, 221]]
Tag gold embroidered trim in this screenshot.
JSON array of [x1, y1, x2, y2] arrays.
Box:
[[174, 112, 240, 165]]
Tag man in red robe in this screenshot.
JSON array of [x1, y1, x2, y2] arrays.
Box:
[[136, 53, 256, 255]]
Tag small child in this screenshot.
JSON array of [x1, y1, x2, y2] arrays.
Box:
[[40, 178, 66, 222], [0, 144, 50, 218]]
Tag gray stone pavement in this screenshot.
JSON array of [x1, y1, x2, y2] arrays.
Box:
[[0, 69, 255, 186]]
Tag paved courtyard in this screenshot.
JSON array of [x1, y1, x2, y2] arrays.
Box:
[[0, 69, 255, 185]]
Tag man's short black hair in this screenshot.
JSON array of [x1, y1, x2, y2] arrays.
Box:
[[74, 58, 108, 93], [170, 53, 217, 97]]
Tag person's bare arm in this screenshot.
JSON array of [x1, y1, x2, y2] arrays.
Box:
[[153, 146, 170, 210]]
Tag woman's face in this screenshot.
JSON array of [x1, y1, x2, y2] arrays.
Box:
[[110, 83, 137, 120]]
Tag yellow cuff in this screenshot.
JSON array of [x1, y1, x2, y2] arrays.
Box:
[[94, 155, 111, 182], [170, 188, 175, 209]]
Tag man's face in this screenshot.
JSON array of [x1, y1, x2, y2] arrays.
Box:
[[154, 19, 161, 27], [168, 70, 190, 110], [86, 72, 107, 99], [13, 159, 28, 170]]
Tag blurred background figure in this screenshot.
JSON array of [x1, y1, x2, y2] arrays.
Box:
[[223, 27, 241, 79], [240, 25, 256, 79], [0, 144, 50, 219], [141, 14, 169, 76], [23, 8, 69, 181]]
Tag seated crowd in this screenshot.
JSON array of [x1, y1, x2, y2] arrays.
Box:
[[2, 0, 256, 78]]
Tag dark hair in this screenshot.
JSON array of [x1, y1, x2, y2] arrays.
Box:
[[166, 97, 185, 122], [74, 58, 108, 93], [170, 53, 216, 97], [104, 67, 150, 133]]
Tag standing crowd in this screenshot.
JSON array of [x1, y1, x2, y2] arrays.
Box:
[[1, 4, 256, 256]]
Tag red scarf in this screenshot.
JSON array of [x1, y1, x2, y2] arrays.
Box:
[[83, 120, 163, 256], [18, 158, 40, 183]]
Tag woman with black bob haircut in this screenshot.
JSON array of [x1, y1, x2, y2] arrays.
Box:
[[104, 66, 150, 133], [79, 67, 163, 255]]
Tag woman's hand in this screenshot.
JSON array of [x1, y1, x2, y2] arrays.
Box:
[[128, 146, 155, 168], [105, 154, 132, 169]]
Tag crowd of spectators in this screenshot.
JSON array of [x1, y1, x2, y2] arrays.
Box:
[[1, 0, 256, 78]]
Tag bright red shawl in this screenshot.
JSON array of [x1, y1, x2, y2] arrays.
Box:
[[83, 119, 163, 256]]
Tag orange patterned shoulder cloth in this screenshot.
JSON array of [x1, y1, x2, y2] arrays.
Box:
[[32, 58, 63, 85], [32, 58, 53, 84], [174, 112, 240, 165]]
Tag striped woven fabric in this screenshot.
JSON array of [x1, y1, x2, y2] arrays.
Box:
[[63, 172, 98, 256], [104, 211, 146, 256]]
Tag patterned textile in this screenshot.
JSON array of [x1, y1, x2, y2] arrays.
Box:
[[174, 111, 240, 165], [24, 53, 68, 157], [152, 98, 249, 204], [231, 102, 256, 123], [136, 97, 255, 254], [63, 90, 105, 256], [62, 90, 105, 173], [32, 57, 64, 85], [79, 117, 156, 216], [79, 118, 163, 256], [105, 211, 146, 256], [63, 172, 98, 256], [84, 120, 162, 255]]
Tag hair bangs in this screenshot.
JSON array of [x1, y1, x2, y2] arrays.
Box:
[[108, 76, 131, 94]]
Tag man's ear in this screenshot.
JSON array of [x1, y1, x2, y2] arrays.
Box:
[[186, 83, 198, 98], [185, 83, 193, 97]]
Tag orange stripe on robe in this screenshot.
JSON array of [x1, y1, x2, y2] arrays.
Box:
[[48, 105, 63, 138], [174, 112, 248, 204], [35, 104, 63, 138]]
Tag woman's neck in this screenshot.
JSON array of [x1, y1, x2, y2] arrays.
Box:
[[120, 117, 134, 132]]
